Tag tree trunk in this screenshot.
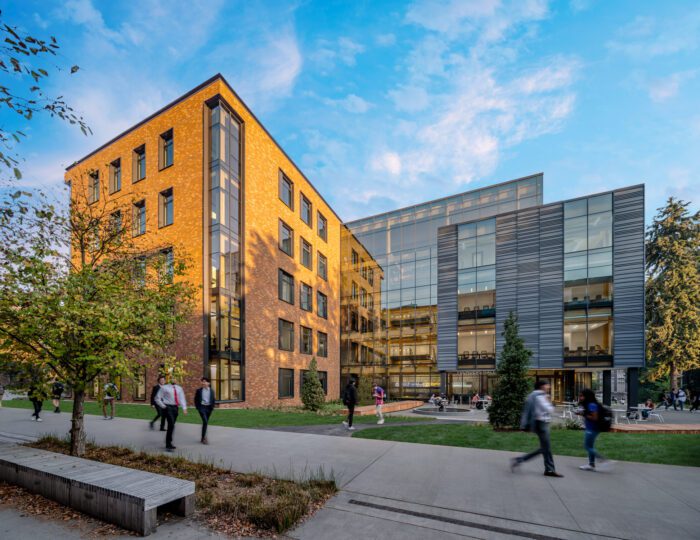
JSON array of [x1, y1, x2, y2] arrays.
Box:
[[70, 388, 86, 456], [669, 362, 678, 391]]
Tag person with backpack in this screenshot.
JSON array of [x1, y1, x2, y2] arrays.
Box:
[[576, 388, 613, 471], [102, 381, 118, 419], [51, 379, 64, 413], [341, 378, 358, 431], [372, 383, 385, 425], [511, 380, 563, 478]]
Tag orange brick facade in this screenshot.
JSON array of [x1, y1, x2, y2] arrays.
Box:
[[66, 75, 341, 407]]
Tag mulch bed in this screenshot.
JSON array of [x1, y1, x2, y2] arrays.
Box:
[[26, 437, 337, 538]]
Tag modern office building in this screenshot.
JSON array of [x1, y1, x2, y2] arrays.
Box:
[[67, 74, 645, 407], [66, 74, 342, 407]]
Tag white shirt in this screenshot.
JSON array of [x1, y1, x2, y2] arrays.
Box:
[[533, 390, 555, 422], [201, 387, 212, 406], [155, 384, 187, 411]]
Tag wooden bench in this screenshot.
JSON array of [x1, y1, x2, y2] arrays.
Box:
[[0, 443, 195, 536]]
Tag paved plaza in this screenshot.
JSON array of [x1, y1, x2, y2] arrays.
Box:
[[0, 407, 698, 539]]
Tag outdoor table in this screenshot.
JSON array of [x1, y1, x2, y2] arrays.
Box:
[[561, 402, 578, 419], [612, 408, 629, 424]]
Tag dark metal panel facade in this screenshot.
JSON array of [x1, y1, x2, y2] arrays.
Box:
[[516, 208, 541, 363], [613, 186, 645, 367], [437, 225, 458, 371], [495, 214, 518, 356], [538, 204, 564, 367]]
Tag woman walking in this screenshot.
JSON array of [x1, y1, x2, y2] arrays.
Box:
[[28, 383, 45, 422], [577, 388, 611, 471]]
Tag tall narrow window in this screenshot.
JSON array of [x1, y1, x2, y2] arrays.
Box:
[[279, 220, 294, 257], [279, 319, 294, 351], [158, 188, 173, 228], [161, 248, 174, 282], [159, 129, 174, 169], [278, 368, 294, 398], [301, 237, 312, 269], [300, 326, 313, 354], [318, 252, 328, 280], [300, 282, 313, 312], [278, 269, 294, 304], [133, 200, 146, 236], [279, 170, 293, 209], [110, 210, 122, 234], [317, 212, 327, 241], [88, 170, 100, 204], [317, 331, 328, 357], [317, 291, 328, 319], [133, 145, 146, 182], [300, 193, 312, 227], [109, 158, 121, 193], [351, 249, 359, 270]]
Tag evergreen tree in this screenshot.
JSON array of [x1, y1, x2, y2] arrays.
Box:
[[301, 358, 326, 411], [357, 375, 374, 406], [488, 312, 532, 429], [646, 198, 700, 386]]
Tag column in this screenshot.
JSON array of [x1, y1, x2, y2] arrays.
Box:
[[602, 370, 612, 405], [627, 368, 639, 410]]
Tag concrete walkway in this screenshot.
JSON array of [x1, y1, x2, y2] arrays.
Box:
[[1, 407, 698, 539]]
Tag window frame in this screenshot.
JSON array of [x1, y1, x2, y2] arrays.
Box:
[[317, 211, 327, 241], [317, 251, 328, 281], [317, 331, 328, 357], [278, 318, 295, 352], [132, 144, 146, 183], [132, 199, 146, 237], [279, 170, 294, 209], [317, 291, 328, 319], [300, 237, 312, 269], [278, 269, 295, 305], [278, 368, 294, 399], [279, 219, 294, 257], [109, 158, 121, 194], [300, 325, 313, 355], [300, 192, 312, 228], [159, 129, 174, 170], [88, 170, 100, 204], [158, 187, 174, 228], [300, 282, 313, 312]]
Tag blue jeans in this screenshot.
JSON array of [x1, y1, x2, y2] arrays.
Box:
[[584, 430, 604, 465], [518, 421, 556, 473]]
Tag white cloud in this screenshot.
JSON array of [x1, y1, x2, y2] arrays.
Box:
[[388, 85, 431, 112], [607, 12, 700, 58], [371, 152, 402, 176], [376, 33, 396, 46], [323, 94, 373, 114], [648, 71, 697, 103], [311, 37, 366, 70], [569, 0, 594, 13], [405, 0, 500, 36]]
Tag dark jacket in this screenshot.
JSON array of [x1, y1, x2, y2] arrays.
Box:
[[195, 387, 216, 410], [150, 384, 162, 407], [343, 384, 358, 406]]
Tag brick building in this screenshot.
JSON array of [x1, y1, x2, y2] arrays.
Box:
[[66, 74, 341, 407]]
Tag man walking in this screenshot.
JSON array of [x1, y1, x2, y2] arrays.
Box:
[[373, 383, 385, 425], [194, 377, 216, 444], [102, 380, 118, 419], [342, 378, 358, 431], [155, 378, 187, 451], [149, 375, 167, 431], [51, 379, 64, 413], [511, 380, 564, 478], [677, 388, 687, 411], [28, 383, 44, 422]]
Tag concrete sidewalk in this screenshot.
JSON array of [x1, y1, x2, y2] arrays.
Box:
[[1, 407, 697, 539]]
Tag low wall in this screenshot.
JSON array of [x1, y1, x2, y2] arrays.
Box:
[[340, 400, 423, 416]]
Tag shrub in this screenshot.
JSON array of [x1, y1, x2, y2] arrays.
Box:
[[301, 358, 325, 412]]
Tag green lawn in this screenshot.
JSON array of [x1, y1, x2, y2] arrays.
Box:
[[353, 424, 700, 467], [3, 399, 426, 428]]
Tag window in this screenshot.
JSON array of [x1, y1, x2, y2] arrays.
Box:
[[278, 319, 294, 351], [301, 237, 312, 269], [133, 145, 146, 182], [317, 212, 327, 241], [360, 259, 367, 280], [279, 170, 293, 209], [161, 248, 174, 282], [88, 170, 100, 204], [318, 252, 328, 280], [351, 249, 359, 270], [109, 159, 121, 193], [360, 288, 367, 308], [301, 369, 327, 394], [279, 269, 294, 304], [159, 188, 173, 227], [300, 193, 312, 227], [279, 220, 294, 257], [352, 281, 358, 299], [132, 366, 147, 400], [134, 256, 147, 287], [133, 200, 146, 236], [110, 210, 122, 234], [317, 331, 328, 357], [368, 268, 374, 286], [278, 368, 294, 398], [317, 291, 328, 319], [159, 129, 173, 169], [300, 326, 312, 354], [300, 282, 312, 311]]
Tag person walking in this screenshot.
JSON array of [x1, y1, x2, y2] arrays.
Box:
[[149, 375, 167, 431], [510, 380, 563, 478], [677, 388, 687, 411], [373, 383, 385, 425], [671, 388, 679, 410], [341, 378, 358, 431], [0, 381, 5, 408], [51, 379, 64, 413], [155, 379, 187, 451], [28, 383, 44, 422], [194, 377, 216, 444], [689, 391, 700, 413], [577, 388, 612, 471], [102, 381, 118, 419]]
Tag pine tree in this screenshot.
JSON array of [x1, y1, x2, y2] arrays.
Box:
[[646, 198, 700, 386], [488, 312, 532, 429], [301, 358, 326, 411]]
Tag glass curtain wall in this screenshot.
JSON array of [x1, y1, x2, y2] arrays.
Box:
[[563, 193, 613, 368], [208, 102, 244, 401], [341, 177, 542, 399]]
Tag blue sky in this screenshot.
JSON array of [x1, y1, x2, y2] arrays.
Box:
[[4, 0, 700, 222]]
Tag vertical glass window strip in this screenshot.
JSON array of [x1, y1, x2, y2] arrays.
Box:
[[301, 238, 312, 269], [300, 326, 312, 354], [301, 193, 312, 226], [278, 269, 294, 304], [278, 320, 294, 351], [318, 212, 327, 241], [160, 129, 174, 168], [133, 145, 146, 182], [300, 283, 312, 311], [109, 159, 121, 193], [317, 331, 328, 357], [279, 171, 293, 208], [317, 291, 328, 319], [88, 171, 100, 203], [318, 252, 327, 280], [133, 200, 146, 236], [279, 220, 294, 256], [159, 188, 173, 227]]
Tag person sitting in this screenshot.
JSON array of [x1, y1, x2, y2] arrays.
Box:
[[472, 392, 483, 409], [642, 398, 655, 419], [428, 393, 437, 406]]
